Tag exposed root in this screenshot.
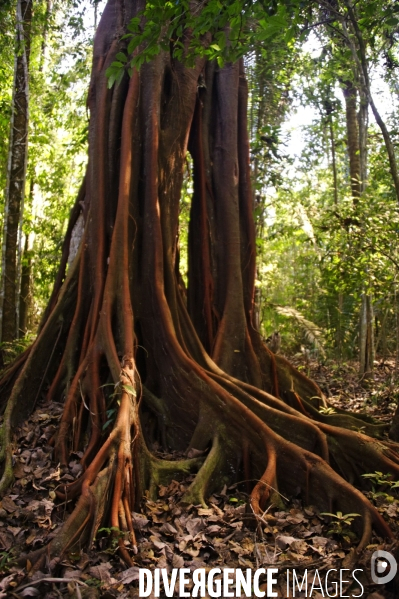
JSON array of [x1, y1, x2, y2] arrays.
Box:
[[144, 448, 205, 500], [0, 429, 13, 496], [182, 435, 225, 506], [49, 463, 112, 563]]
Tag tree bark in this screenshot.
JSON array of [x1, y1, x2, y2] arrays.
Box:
[[342, 0, 399, 206], [16, 0, 54, 336], [0, 0, 32, 343], [359, 293, 374, 378], [328, 112, 338, 206], [342, 80, 374, 377], [342, 80, 361, 200], [18, 232, 32, 336]]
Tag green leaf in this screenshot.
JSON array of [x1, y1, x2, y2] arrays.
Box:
[[128, 17, 140, 33], [128, 37, 141, 54], [122, 383, 136, 396], [107, 72, 117, 89], [115, 52, 127, 63]]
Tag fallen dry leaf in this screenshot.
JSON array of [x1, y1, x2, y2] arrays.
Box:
[[276, 535, 297, 549], [117, 566, 140, 584], [89, 561, 113, 582], [1, 497, 17, 513]]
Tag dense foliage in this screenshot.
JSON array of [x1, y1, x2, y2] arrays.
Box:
[[0, 0, 99, 340], [1, 0, 399, 361]]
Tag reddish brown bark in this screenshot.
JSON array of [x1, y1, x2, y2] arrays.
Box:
[[0, 0, 398, 568]]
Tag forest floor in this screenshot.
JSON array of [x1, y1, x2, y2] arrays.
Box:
[[0, 356, 398, 598]]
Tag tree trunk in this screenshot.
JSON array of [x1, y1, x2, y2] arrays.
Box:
[[0, 0, 32, 343], [335, 292, 343, 360], [359, 293, 374, 378], [0, 0, 398, 569], [94, 0, 99, 30], [342, 80, 374, 377], [16, 0, 53, 337], [328, 112, 338, 206], [18, 232, 32, 336], [342, 0, 399, 206], [342, 80, 361, 200], [325, 103, 343, 360]]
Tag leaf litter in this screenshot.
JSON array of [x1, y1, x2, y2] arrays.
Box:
[[0, 359, 398, 598]]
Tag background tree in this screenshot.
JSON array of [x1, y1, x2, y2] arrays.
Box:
[[255, 0, 399, 369], [0, 0, 32, 345], [0, 0, 99, 350]]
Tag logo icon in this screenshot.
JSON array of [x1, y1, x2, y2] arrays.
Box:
[[371, 550, 397, 585]]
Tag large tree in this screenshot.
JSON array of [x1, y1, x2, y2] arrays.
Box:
[[0, 0, 399, 568]]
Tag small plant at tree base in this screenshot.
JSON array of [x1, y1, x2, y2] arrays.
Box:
[[362, 471, 399, 502], [229, 496, 246, 505], [319, 406, 336, 415], [320, 511, 361, 543], [0, 549, 16, 574], [85, 578, 103, 589], [95, 526, 130, 555], [362, 471, 399, 489]]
